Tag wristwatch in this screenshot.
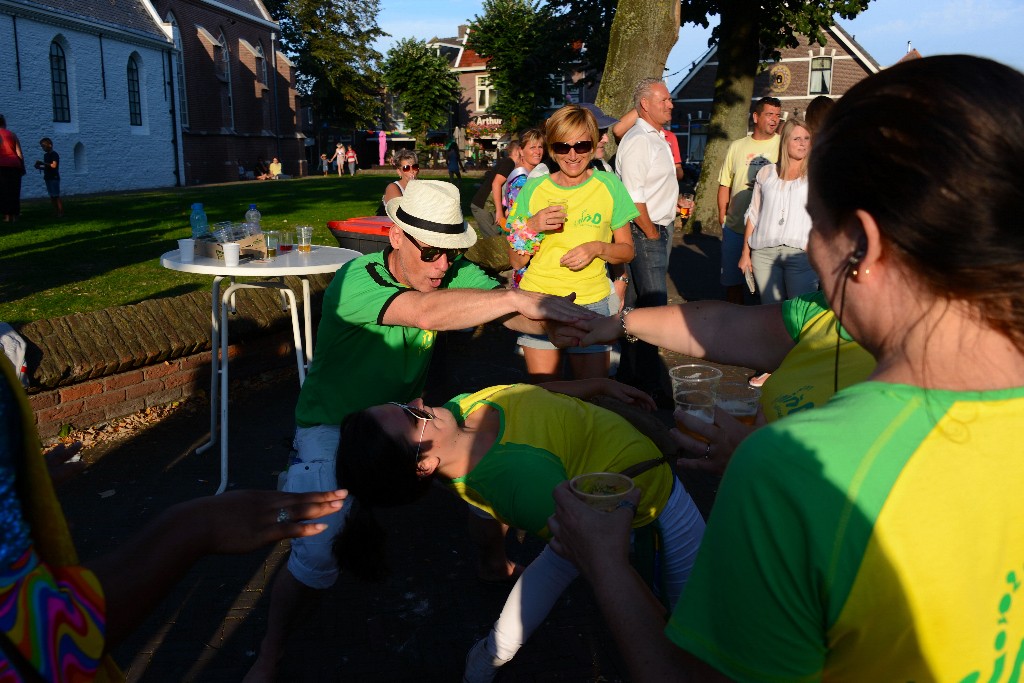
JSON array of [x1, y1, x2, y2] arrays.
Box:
[[619, 307, 638, 343]]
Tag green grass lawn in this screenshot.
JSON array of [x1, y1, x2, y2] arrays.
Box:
[[0, 172, 482, 324]]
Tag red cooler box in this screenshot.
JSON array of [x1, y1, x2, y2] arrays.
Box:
[[327, 217, 394, 254]]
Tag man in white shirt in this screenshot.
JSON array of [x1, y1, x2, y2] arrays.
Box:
[[615, 77, 680, 402]]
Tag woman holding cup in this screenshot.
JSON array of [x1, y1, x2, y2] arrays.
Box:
[[507, 105, 638, 382], [333, 379, 705, 682]]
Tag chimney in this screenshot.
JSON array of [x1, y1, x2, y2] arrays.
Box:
[[459, 24, 469, 41], [907, 40, 912, 53]]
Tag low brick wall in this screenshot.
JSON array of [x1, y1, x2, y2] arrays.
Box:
[[16, 274, 334, 440]]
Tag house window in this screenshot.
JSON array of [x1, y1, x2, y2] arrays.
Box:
[[168, 13, 189, 127], [548, 75, 567, 108], [50, 42, 71, 122], [127, 56, 142, 126], [476, 75, 496, 111], [255, 41, 268, 86], [217, 32, 234, 129], [809, 57, 832, 95]]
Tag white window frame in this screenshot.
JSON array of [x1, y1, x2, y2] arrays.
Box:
[[476, 75, 496, 112], [167, 13, 189, 128], [808, 56, 833, 96]]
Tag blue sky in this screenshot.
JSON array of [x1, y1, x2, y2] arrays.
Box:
[[374, 0, 1024, 89]]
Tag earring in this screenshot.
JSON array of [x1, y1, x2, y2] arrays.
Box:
[[851, 268, 870, 277]]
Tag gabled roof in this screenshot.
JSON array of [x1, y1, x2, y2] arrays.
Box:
[[1, 0, 170, 44], [427, 25, 489, 72], [669, 21, 882, 98], [897, 48, 923, 64], [213, 0, 272, 22]]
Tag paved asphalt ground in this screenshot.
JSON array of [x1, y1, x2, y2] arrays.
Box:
[[56, 231, 753, 682]]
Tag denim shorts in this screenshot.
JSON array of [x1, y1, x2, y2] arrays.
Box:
[[44, 178, 60, 198], [517, 290, 615, 353], [283, 424, 351, 589]]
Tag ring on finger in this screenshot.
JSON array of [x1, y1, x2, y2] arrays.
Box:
[[703, 442, 712, 459], [276, 507, 291, 524]]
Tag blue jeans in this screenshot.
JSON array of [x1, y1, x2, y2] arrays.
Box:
[[626, 223, 670, 308], [750, 245, 819, 305], [620, 223, 671, 400]]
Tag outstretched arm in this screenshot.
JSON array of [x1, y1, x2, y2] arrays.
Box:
[[569, 301, 793, 372], [85, 489, 345, 649], [538, 378, 656, 411], [382, 287, 596, 334]]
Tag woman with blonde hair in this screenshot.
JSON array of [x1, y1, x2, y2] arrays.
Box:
[[738, 117, 818, 304], [506, 105, 637, 381]]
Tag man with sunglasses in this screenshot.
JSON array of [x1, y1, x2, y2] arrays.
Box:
[[246, 179, 595, 682], [615, 78, 680, 406]]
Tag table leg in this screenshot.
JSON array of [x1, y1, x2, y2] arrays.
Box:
[[302, 277, 313, 377], [196, 276, 225, 457]]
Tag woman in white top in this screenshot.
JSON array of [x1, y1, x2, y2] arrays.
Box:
[[379, 149, 420, 213], [738, 118, 818, 304]]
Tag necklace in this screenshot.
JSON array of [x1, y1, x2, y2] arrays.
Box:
[[778, 178, 792, 226]]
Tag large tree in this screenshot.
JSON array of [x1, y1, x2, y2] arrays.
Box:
[[382, 39, 462, 146], [264, 0, 385, 128], [467, 0, 576, 133]]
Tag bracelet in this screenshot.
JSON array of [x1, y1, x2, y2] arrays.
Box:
[[615, 274, 629, 285], [507, 217, 545, 255], [619, 306, 638, 343]]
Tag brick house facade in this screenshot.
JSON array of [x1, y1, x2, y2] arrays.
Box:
[[149, 0, 305, 184], [428, 25, 596, 159], [670, 22, 881, 161]]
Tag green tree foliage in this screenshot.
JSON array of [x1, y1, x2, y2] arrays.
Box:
[[545, 0, 618, 82], [467, 0, 576, 132], [263, 0, 385, 128], [382, 39, 462, 145]]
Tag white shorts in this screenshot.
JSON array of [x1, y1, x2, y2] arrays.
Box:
[[282, 424, 351, 589]]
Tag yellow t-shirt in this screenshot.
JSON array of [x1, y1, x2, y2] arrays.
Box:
[[718, 134, 779, 234], [509, 171, 639, 304]]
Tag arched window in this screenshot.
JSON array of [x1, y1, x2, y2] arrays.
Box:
[[216, 32, 234, 129], [127, 56, 142, 125], [255, 40, 268, 86], [167, 12, 189, 127], [50, 42, 71, 122]]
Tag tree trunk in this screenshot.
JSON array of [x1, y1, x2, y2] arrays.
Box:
[[596, 0, 679, 158], [690, 0, 761, 237]]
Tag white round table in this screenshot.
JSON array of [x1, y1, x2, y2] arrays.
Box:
[[161, 245, 360, 493]]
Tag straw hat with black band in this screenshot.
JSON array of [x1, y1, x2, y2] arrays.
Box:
[[385, 179, 478, 250]]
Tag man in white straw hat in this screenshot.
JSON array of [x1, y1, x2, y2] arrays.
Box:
[[246, 179, 595, 682]]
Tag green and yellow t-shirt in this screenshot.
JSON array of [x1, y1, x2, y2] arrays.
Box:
[[509, 171, 638, 305], [445, 384, 671, 538], [667, 381, 1024, 681], [295, 249, 496, 427], [761, 291, 877, 421]]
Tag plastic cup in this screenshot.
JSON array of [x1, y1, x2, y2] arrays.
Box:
[[222, 242, 240, 267], [679, 193, 695, 220], [669, 363, 723, 397], [569, 472, 635, 512], [279, 229, 294, 254], [715, 382, 761, 425], [546, 197, 567, 232], [264, 230, 279, 259], [674, 389, 716, 443], [177, 238, 195, 263], [297, 225, 313, 253], [212, 221, 234, 243]]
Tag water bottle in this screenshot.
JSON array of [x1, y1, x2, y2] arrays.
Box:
[[190, 203, 209, 239], [244, 203, 262, 231]]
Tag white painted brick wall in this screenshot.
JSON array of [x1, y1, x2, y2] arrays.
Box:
[[0, 13, 179, 199]]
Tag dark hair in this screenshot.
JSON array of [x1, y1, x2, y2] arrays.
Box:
[[0, 114, 6, 127], [40, 137, 52, 146], [332, 408, 433, 581], [810, 55, 1024, 352], [753, 96, 782, 114], [804, 95, 835, 134]]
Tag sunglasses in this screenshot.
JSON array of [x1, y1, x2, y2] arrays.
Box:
[[389, 402, 434, 461], [551, 140, 594, 155], [401, 164, 420, 172], [404, 232, 466, 263]]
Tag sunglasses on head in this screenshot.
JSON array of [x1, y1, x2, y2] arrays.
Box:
[[401, 164, 420, 172], [551, 140, 594, 155], [389, 402, 434, 462], [403, 232, 466, 263]]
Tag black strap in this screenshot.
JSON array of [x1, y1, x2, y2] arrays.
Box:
[[619, 455, 669, 479], [395, 206, 464, 234], [0, 627, 48, 683]]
